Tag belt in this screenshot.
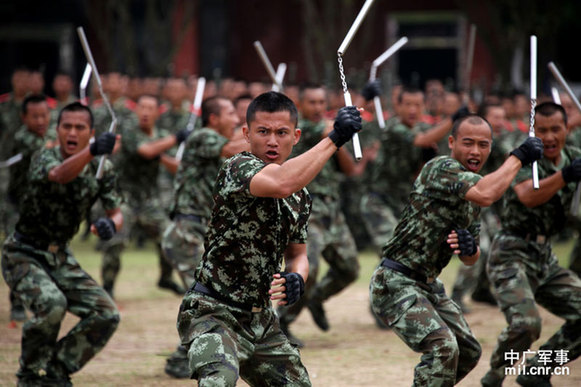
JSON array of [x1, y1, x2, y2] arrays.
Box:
[[506, 230, 548, 245], [381, 258, 435, 285], [193, 282, 263, 313], [14, 231, 63, 253]]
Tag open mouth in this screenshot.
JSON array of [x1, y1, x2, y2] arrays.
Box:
[[544, 144, 558, 153], [265, 150, 279, 160], [466, 159, 480, 171]]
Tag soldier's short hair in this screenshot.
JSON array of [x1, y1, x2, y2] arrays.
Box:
[[477, 101, 503, 120], [246, 91, 298, 127], [451, 114, 493, 139], [299, 82, 325, 100], [398, 86, 424, 104], [57, 102, 94, 129], [21, 94, 47, 115], [535, 102, 567, 127], [202, 96, 230, 127]]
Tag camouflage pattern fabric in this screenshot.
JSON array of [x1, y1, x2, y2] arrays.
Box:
[[179, 151, 311, 384], [277, 117, 359, 326], [482, 146, 581, 385], [195, 151, 310, 308], [158, 108, 190, 134], [370, 270, 481, 386], [92, 97, 135, 137], [0, 93, 23, 159], [162, 127, 229, 288], [361, 117, 433, 254], [177, 291, 311, 386], [0, 146, 121, 382], [370, 155, 483, 386]]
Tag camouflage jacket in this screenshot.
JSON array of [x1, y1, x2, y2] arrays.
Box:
[[500, 146, 581, 237], [8, 126, 47, 201], [382, 155, 482, 279], [92, 97, 135, 136], [368, 117, 432, 211], [158, 108, 191, 134], [170, 127, 229, 220], [292, 117, 341, 199], [0, 93, 23, 159], [15, 147, 120, 245], [116, 125, 168, 204], [196, 152, 311, 308]]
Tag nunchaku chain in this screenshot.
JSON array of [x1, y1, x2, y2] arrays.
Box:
[[338, 53, 348, 95], [529, 98, 537, 135]]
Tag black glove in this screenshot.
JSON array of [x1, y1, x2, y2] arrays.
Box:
[[93, 217, 116, 241], [361, 80, 382, 101], [456, 229, 477, 256], [451, 106, 471, 122], [279, 272, 305, 306], [329, 106, 362, 148], [562, 158, 581, 183], [90, 132, 116, 156], [175, 128, 192, 145], [509, 137, 544, 166]]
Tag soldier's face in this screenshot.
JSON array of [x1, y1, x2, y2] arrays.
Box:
[[136, 96, 159, 130], [485, 106, 507, 135], [534, 111, 567, 164], [57, 110, 94, 158], [214, 100, 240, 139], [449, 121, 492, 173], [243, 110, 300, 165], [300, 88, 327, 123], [22, 101, 50, 137], [399, 92, 424, 128]]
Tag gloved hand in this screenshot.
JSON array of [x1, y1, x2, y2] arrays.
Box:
[[279, 272, 305, 306], [329, 106, 362, 148], [456, 229, 477, 256], [562, 158, 581, 183], [509, 137, 544, 166], [175, 128, 193, 145], [90, 132, 116, 156], [93, 217, 116, 240], [451, 106, 471, 122], [361, 80, 382, 101]]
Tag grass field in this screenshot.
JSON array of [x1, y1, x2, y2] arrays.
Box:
[[1, 232, 580, 386]]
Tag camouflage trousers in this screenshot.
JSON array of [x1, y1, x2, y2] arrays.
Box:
[[1, 234, 120, 379], [98, 201, 174, 294], [177, 288, 311, 386], [360, 193, 400, 256], [278, 196, 359, 325], [568, 236, 581, 277], [483, 232, 581, 383], [161, 216, 206, 290], [451, 208, 499, 299], [370, 266, 482, 386]]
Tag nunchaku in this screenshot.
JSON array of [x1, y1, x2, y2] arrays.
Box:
[[175, 76, 206, 161], [253, 41, 286, 92], [337, 0, 376, 160], [529, 35, 539, 190], [77, 26, 118, 179], [548, 61, 581, 214]]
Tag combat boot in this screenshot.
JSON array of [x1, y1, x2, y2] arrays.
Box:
[[158, 278, 186, 295], [480, 368, 504, 387], [307, 298, 329, 331], [45, 360, 73, 387], [165, 345, 191, 379], [471, 287, 497, 306]]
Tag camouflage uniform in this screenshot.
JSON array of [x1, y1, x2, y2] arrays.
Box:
[[277, 118, 359, 331], [99, 122, 174, 296], [361, 117, 432, 254], [177, 152, 312, 386], [481, 146, 581, 386], [162, 127, 229, 288], [370, 155, 483, 386], [566, 126, 581, 276], [1, 147, 120, 384]]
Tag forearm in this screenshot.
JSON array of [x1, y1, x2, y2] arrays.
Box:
[[513, 171, 566, 208], [48, 147, 94, 184], [250, 137, 338, 198], [105, 208, 123, 232], [138, 136, 177, 159], [465, 156, 523, 207], [160, 154, 179, 175], [459, 246, 480, 266], [284, 253, 309, 283], [413, 118, 452, 147]]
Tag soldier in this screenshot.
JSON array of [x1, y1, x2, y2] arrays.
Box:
[[234, 93, 253, 131], [92, 72, 135, 137], [481, 102, 581, 387], [1, 102, 121, 386], [158, 77, 191, 134], [370, 115, 543, 386], [162, 96, 248, 378], [277, 84, 370, 347], [176, 91, 361, 385], [1, 68, 30, 159], [100, 94, 186, 298]]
